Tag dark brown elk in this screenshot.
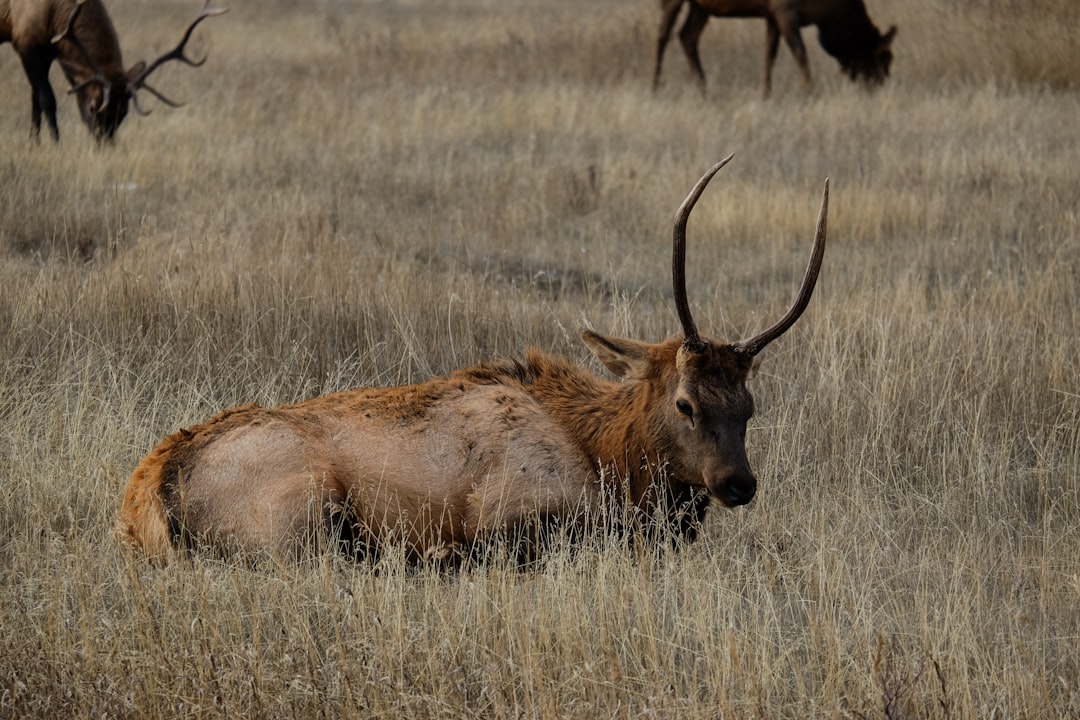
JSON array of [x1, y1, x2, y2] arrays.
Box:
[[115, 157, 830, 565], [654, 0, 896, 97], [0, 0, 225, 142]]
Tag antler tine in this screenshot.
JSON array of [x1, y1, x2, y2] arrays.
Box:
[[133, 82, 184, 113], [129, 1, 228, 90], [130, 91, 152, 117], [673, 154, 735, 351], [67, 78, 111, 112], [52, 0, 111, 108], [735, 178, 829, 357]]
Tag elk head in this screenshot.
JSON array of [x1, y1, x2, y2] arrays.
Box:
[[583, 156, 828, 509], [52, 0, 226, 142], [840, 25, 897, 86]]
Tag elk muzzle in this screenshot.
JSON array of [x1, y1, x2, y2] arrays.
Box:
[[704, 458, 757, 508]]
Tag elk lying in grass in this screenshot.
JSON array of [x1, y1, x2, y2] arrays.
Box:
[[0, 0, 225, 142], [116, 157, 829, 565], [654, 0, 896, 97]]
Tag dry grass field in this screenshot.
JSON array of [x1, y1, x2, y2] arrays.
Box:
[[2, 0, 1078, 716]]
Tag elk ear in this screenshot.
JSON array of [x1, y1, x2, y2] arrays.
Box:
[[126, 61, 147, 83], [882, 26, 897, 46], [581, 330, 651, 380]]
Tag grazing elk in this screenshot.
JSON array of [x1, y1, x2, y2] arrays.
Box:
[[116, 157, 830, 565], [0, 0, 225, 142], [654, 0, 896, 97]]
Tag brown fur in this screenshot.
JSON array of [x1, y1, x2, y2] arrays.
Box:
[[117, 339, 759, 563], [116, 161, 828, 565], [654, 0, 896, 97], [0, 0, 222, 142]]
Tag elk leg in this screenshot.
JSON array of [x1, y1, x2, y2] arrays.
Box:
[[763, 19, 781, 98], [19, 50, 59, 141], [654, 0, 684, 90], [776, 15, 812, 91], [677, 3, 710, 92]]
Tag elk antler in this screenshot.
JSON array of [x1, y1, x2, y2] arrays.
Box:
[[127, 0, 228, 114], [52, 0, 112, 111], [735, 178, 829, 357], [672, 154, 735, 351]]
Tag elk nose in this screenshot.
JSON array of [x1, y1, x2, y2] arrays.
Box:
[[712, 469, 757, 507]]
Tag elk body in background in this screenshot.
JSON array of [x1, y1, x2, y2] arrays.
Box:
[[654, 0, 896, 97], [116, 157, 830, 566], [0, 0, 225, 142]]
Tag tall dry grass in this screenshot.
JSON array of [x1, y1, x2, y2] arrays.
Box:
[[1, 0, 1078, 716]]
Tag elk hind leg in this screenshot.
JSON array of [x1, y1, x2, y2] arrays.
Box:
[[776, 15, 812, 90], [677, 3, 710, 92], [179, 472, 358, 563], [274, 476, 373, 562]]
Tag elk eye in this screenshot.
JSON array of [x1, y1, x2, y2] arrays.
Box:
[[675, 399, 694, 419]]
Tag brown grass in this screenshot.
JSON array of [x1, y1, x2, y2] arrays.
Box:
[[1, 0, 1078, 716]]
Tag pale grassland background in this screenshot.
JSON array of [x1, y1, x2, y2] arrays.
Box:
[[1, 0, 1078, 717]]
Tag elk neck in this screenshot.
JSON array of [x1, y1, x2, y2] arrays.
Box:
[[509, 348, 680, 508], [54, 1, 125, 86]]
